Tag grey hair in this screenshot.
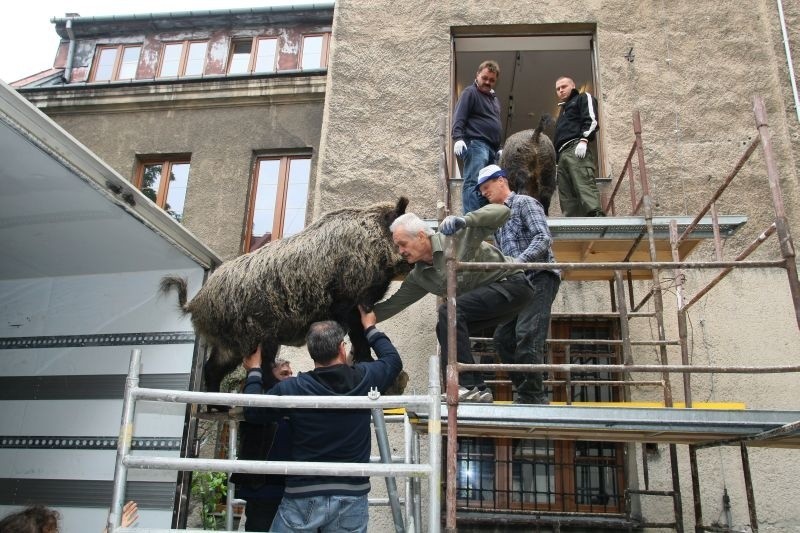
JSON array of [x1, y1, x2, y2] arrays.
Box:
[[390, 212, 434, 237], [306, 320, 346, 364]]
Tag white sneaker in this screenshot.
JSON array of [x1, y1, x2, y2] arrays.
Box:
[[442, 386, 494, 403], [459, 386, 483, 402], [477, 388, 494, 403]]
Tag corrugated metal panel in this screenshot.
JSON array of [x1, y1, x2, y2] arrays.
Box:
[[0, 331, 195, 350], [0, 478, 175, 509], [0, 374, 189, 400]]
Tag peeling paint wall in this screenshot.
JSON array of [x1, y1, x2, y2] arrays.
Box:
[[55, 18, 331, 83]]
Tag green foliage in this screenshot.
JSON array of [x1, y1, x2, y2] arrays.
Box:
[[191, 471, 228, 530]]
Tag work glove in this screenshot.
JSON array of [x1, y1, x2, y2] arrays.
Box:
[[439, 216, 467, 235], [454, 140, 467, 157], [575, 140, 587, 159]]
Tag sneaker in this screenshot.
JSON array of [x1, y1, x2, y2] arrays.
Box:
[[459, 386, 483, 402], [442, 386, 494, 403], [476, 388, 493, 403], [440, 386, 473, 402]]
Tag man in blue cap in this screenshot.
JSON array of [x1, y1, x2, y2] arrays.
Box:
[[478, 164, 560, 404]]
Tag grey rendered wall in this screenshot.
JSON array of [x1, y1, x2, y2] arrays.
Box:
[[50, 98, 324, 260], [320, 1, 800, 531]]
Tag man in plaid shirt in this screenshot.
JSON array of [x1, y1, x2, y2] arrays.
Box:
[[477, 164, 561, 404]]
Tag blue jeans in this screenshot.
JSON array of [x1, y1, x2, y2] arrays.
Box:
[[270, 494, 368, 533], [460, 138, 495, 214], [494, 271, 560, 403]]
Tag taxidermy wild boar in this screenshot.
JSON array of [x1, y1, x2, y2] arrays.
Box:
[[499, 115, 557, 214], [160, 197, 410, 396]]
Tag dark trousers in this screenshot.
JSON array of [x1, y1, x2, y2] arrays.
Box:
[[436, 273, 535, 389], [494, 271, 560, 402], [244, 498, 282, 531]]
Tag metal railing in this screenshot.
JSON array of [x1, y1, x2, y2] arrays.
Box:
[[107, 350, 442, 533]]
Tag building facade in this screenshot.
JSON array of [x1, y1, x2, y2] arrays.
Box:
[[10, 1, 800, 531]]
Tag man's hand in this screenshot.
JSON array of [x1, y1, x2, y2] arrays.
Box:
[[575, 140, 588, 159], [243, 344, 262, 371], [439, 216, 467, 235], [454, 140, 467, 157], [358, 305, 377, 330]]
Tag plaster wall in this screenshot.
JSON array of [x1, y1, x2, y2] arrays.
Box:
[[320, 1, 800, 530], [50, 99, 324, 259]]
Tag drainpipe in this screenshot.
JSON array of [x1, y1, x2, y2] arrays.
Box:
[[777, 0, 800, 122], [64, 17, 76, 84]]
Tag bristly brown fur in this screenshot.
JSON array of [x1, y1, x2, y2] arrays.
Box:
[[499, 115, 557, 214], [160, 197, 410, 393]]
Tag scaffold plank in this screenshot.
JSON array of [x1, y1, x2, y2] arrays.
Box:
[[407, 404, 800, 448], [549, 215, 747, 280]]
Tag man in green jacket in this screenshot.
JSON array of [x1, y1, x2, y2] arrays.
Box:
[[373, 203, 535, 402]]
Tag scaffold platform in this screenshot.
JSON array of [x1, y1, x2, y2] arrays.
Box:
[[407, 403, 800, 448], [549, 215, 748, 281]]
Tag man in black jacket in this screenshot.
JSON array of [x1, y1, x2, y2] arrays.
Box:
[[242, 307, 402, 532], [553, 76, 605, 217]]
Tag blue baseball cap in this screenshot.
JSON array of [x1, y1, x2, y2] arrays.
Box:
[[476, 164, 507, 187]]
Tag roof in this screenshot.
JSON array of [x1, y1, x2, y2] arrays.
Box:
[[51, 4, 335, 39]]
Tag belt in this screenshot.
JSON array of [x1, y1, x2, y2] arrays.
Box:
[[498, 272, 525, 283], [558, 138, 581, 153]]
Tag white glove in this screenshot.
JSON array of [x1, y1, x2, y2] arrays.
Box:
[[439, 216, 467, 235], [496, 149, 503, 159], [454, 140, 467, 157], [575, 140, 587, 159]]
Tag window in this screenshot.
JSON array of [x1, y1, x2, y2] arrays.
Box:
[[300, 34, 329, 70], [452, 30, 609, 179], [245, 156, 311, 251], [228, 39, 253, 74], [135, 158, 191, 223], [91, 45, 142, 81], [159, 41, 208, 77], [452, 320, 627, 518], [227, 38, 279, 74], [254, 38, 278, 73]]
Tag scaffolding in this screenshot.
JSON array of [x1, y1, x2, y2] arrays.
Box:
[[432, 95, 800, 532], [103, 96, 800, 532], [105, 350, 443, 533]]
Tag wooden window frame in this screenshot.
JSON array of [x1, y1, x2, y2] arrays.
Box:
[[158, 40, 208, 78], [244, 155, 311, 252], [90, 44, 142, 81], [134, 157, 191, 221], [452, 319, 627, 516], [253, 37, 279, 73], [299, 33, 330, 70], [227, 38, 254, 74]]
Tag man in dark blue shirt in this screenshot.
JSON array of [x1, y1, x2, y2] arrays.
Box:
[[242, 307, 402, 532], [452, 60, 503, 214]]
